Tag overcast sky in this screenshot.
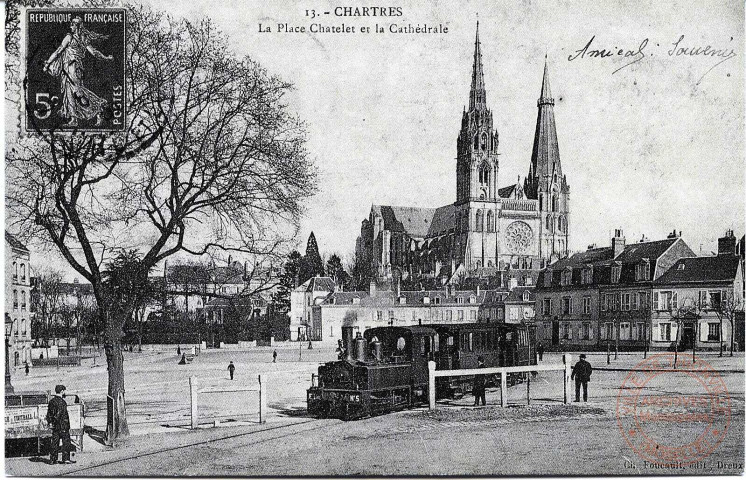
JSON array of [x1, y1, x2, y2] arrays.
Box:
[[18, 0, 746, 276]]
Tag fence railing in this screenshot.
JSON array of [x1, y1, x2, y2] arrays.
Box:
[[31, 356, 81, 368], [188, 375, 267, 429], [427, 354, 572, 409]]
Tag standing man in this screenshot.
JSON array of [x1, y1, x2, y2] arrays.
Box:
[[24, 361, 30, 376], [46, 385, 75, 465], [473, 356, 487, 406], [272, 350, 278, 363], [228, 361, 236, 380], [571, 354, 593, 402], [536, 342, 545, 362]]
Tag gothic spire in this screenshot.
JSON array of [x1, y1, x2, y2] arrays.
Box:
[[469, 21, 486, 111], [527, 57, 562, 199]]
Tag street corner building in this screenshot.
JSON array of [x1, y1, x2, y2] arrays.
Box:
[[356, 23, 571, 283]]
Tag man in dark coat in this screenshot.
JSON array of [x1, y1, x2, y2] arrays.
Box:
[[571, 354, 593, 402], [228, 361, 236, 380], [46, 384, 74, 464], [473, 356, 487, 406], [272, 350, 277, 363]]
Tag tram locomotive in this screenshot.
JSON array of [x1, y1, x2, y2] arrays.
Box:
[[307, 322, 536, 420]]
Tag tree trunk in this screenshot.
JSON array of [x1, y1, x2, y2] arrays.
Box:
[[730, 317, 735, 357], [104, 309, 130, 442]]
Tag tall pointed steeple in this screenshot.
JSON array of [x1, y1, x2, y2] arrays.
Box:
[[525, 56, 564, 200], [469, 21, 487, 111]]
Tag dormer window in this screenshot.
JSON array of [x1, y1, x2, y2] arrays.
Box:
[[635, 259, 650, 281], [433, 297, 441, 305], [561, 268, 572, 286], [399, 296, 406, 305], [457, 297, 464, 304], [611, 262, 622, 284], [469, 296, 476, 304], [352, 297, 360, 305], [523, 291, 530, 302], [581, 265, 593, 285], [544, 270, 553, 287], [423, 296, 430, 305]]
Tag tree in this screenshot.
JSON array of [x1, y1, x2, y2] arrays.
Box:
[[300, 232, 324, 282], [348, 252, 373, 291], [30, 268, 64, 346], [713, 294, 744, 357], [326, 254, 349, 288], [6, 8, 316, 442], [272, 250, 302, 314]]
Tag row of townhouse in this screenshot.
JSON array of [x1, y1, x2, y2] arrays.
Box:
[[5, 232, 34, 367], [534, 229, 744, 351]]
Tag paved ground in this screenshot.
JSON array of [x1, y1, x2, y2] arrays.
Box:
[[5, 348, 744, 476]]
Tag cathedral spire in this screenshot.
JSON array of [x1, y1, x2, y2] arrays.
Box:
[[469, 21, 487, 111], [526, 57, 562, 199]]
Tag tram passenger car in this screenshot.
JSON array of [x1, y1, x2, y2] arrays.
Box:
[[307, 322, 535, 420]]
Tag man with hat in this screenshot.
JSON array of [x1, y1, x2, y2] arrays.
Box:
[[46, 384, 74, 464], [472, 356, 487, 406], [571, 354, 593, 402]]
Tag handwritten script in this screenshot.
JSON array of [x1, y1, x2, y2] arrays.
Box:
[[568, 35, 737, 85]]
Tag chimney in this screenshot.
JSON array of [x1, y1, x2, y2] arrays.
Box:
[[369, 279, 377, 297], [476, 285, 481, 296], [718, 230, 737, 256], [667, 229, 680, 239], [587, 243, 597, 251], [612, 228, 626, 258]]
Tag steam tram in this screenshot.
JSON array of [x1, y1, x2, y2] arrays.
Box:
[[307, 322, 536, 420]]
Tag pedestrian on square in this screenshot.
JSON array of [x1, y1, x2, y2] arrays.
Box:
[[272, 350, 277, 363], [571, 354, 593, 402], [46, 385, 75, 465], [228, 361, 235, 380], [177, 345, 181, 356], [473, 356, 487, 406], [536, 342, 545, 362], [25, 362, 29, 376]]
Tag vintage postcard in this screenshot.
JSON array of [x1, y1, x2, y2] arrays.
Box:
[[3, 0, 744, 477]]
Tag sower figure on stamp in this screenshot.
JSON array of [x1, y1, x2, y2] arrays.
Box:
[[46, 384, 75, 465], [571, 354, 593, 402], [228, 361, 235, 380], [473, 356, 487, 406], [43, 16, 113, 127]]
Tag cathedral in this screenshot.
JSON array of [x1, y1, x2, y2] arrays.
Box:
[[356, 24, 570, 283]]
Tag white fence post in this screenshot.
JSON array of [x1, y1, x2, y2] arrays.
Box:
[[190, 376, 198, 429], [563, 354, 571, 404], [258, 374, 267, 423], [500, 369, 507, 408], [428, 361, 436, 410]]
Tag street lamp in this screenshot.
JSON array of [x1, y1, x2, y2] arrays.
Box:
[[5, 313, 15, 393]]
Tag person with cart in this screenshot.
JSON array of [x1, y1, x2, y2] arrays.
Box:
[[46, 384, 75, 464]]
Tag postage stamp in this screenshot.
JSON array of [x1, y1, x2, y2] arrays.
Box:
[[616, 353, 732, 467], [24, 8, 126, 132]]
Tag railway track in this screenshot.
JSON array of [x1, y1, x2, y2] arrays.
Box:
[[61, 418, 338, 476]]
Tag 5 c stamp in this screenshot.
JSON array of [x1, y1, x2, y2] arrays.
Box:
[[25, 8, 126, 132]]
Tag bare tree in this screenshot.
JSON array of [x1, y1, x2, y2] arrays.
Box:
[[6, 8, 316, 442], [30, 268, 64, 346], [713, 294, 744, 357]]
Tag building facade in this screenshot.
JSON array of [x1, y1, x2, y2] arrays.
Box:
[[5, 232, 33, 367], [289, 276, 335, 341], [650, 231, 745, 352], [356, 24, 570, 283], [535, 229, 695, 350]]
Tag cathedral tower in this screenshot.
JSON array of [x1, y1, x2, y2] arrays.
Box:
[[454, 22, 500, 269], [524, 58, 570, 260]]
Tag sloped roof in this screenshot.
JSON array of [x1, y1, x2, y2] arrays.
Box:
[[550, 247, 613, 270], [498, 184, 517, 198], [612, 238, 677, 264], [371, 204, 454, 238], [5, 232, 28, 252], [300, 276, 335, 292], [655, 256, 742, 285], [505, 286, 535, 303]]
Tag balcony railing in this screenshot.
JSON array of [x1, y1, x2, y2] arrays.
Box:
[[501, 199, 538, 212]]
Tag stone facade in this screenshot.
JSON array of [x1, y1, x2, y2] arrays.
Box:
[[357, 24, 569, 284], [5, 232, 33, 367]]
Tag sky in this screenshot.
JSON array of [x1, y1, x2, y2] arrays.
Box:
[[10, 0, 746, 276]]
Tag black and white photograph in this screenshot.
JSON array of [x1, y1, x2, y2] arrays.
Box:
[[3, 0, 745, 476]]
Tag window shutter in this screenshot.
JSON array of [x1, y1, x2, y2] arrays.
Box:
[[672, 292, 678, 310], [653, 292, 659, 311], [699, 323, 709, 342], [589, 325, 594, 340], [671, 322, 678, 341], [568, 324, 573, 340]]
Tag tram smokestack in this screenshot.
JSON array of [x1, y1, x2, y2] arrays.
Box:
[[342, 326, 354, 361]]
